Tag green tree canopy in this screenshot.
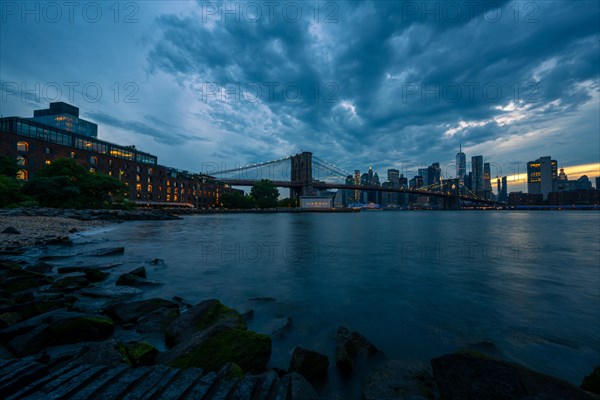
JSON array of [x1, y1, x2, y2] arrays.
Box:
[[0, 155, 19, 177], [23, 158, 130, 209], [220, 191, 254, 209], [250, 179, 279, 208]]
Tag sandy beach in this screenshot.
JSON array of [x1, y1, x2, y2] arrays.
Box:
[[0, 216, 111, 250]]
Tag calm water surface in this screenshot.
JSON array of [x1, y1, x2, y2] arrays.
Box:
[[66, 211, 599, 394]]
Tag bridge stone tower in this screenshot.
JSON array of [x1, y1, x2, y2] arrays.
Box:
[[290, 151, 315, 200], [442, 178, 461, 210]]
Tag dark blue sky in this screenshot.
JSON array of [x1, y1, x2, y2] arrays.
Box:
[[1, 1, 599, 189]]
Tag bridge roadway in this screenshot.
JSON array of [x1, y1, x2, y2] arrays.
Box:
[[219, 179, 497, 205]]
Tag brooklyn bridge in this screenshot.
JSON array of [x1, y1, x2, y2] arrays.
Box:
[[210, 152, 499, 210]]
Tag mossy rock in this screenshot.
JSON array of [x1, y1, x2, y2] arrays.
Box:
[[0, 312, 22, 328], [582, 366, 600, 394], [162, 326, 271, 374], [0, 268, 54, 294], [221, 362, 244, 380], [166, 299, 247, 346], [119, 341, 159, 366], [47, 316, 115, 345]]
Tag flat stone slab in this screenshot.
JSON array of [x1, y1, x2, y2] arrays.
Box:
[[0, 358, 318, 400]]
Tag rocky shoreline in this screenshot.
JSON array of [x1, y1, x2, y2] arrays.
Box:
[[0, 212, 599, 399]]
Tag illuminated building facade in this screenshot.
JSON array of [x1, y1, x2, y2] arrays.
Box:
[[527, 156, 557, 199], [29, 102, 98, 138], [0, 106, 231, 208], [300, 196, 332, 209]]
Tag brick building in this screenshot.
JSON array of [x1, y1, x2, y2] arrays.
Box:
[[0, 103, 231, 208]]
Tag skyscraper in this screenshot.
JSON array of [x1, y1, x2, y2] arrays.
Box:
[[427, 162, 441, 187], [387, 169, 400, 205], [456, 140, 466, 182], [527, 156, 557, 199], [483, 163, 492, 199], [471, 155, 483, 193]]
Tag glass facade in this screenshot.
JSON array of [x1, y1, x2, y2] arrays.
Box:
[[0, 117, 157, 165], [29, 114, 98, 138]]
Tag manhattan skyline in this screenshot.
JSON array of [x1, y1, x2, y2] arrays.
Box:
[[1, 1, 599, 188]]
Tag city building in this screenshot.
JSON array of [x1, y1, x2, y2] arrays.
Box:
[[427, 162, 441, 187], [456, 141, 466, 182], [471, 155, 483, 193], [387, 168, 400, 205], [508, 191, 543, 206], [29, 102, 98, 138], [557, 175, 593, 192], [300, 196, 332, 209], [527, 156, 557, 199], [596, 177, 600, 190], [0, 104, 231, 208], [497, 176, 508, 203]]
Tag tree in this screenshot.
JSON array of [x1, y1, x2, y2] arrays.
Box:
[[220, 191, 255, 209], [277, 198, 297, 208], [250, 179, 279, 208], [23, 158, 130, 209], [0, 156, 34, 208], [0, 156, 19, 178]]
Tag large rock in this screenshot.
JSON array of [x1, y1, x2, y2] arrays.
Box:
[[119, 341, 159, 366], [158, 325, 271, 374], [93, 247, 125, 257], [116, 269, 158, 287], [0, 267, 53, 294], [363, 359, 438, 400], [71, 339, 128, 366], [582, 366, 600, 395], [8, 311, 114, 356], [166, 299, 246, 346], [289, 346, 329, 382], [25, 262, 54, 274], [136, 306, 180, 333], [50, 275, 90, 292], [335, 326, 381, 373], [105, 298, 179, 324], [431, 351, 595, 400]]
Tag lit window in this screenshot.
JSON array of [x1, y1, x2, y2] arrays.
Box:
[[136, 166, 141, 172], [147, 177, 152, 183], [174, 195, 178, 202], [90, 156, 97, 165], [109, 160, 113, 166], [136, 174, 141, 182], [17, 141, 28, 152], [136, 193, 141, 199], [16, 170, 28, 180], [166, 194, 171, 201], [136, 184, 142, 191], [167, 180, 171, 186], [16, 156, 27, 166], [148, 167, 153, 175], [45, 160, 51, 165], [89, 167, 97, 173], [44, 147, 52, 154], [70, 152, 76, 159], [148, 185, 153, 192], [109, 171, 113, 176]]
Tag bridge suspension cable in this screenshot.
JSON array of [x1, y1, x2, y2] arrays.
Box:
[[211, 156, 292, 176]]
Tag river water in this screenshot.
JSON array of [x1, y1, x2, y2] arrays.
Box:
[[64, 211, 599, 395]]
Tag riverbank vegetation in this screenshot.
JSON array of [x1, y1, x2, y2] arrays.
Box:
[[0, 156, 131, 209]]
